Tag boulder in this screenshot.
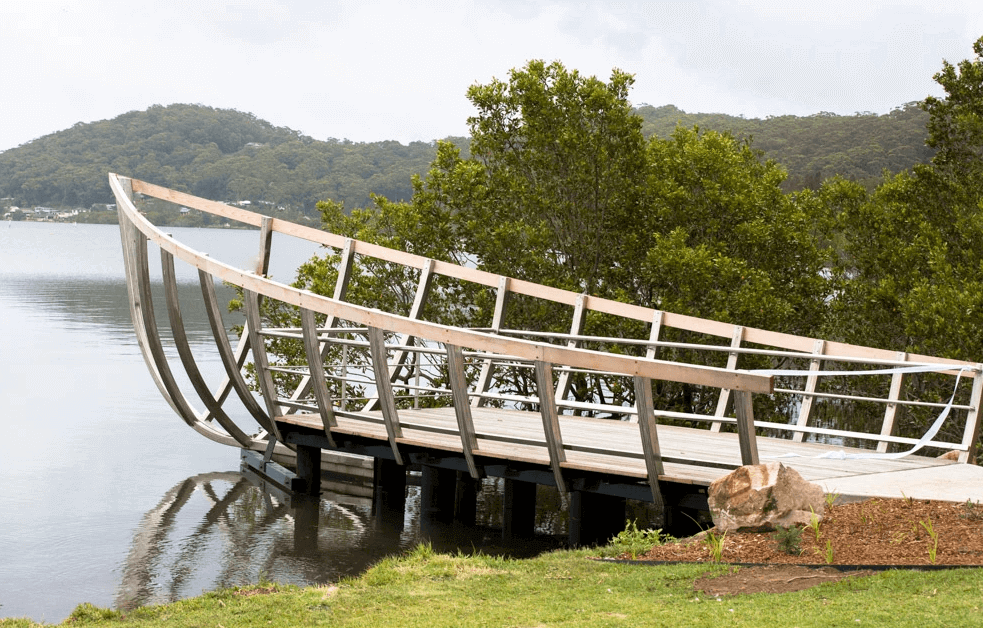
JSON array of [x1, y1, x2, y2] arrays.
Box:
[[708, 462, 825, 532]]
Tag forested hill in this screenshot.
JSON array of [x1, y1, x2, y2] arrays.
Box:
[[637, 103, 933, 190], [0, 102, 931, 214], [0, 104, 451, 214]]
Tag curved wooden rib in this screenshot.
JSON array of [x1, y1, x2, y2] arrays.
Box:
[[300, 307, 337, 447], [471, 275, 510, 408], [286, 238, 356, 410], [445, 344, 481, 479], [367, 326, 403, 465], [363, 257, 436, 411], [535, 361, 567, 493], [109, 173, 983, 477], [197, 269, 273, 433], [124, 216, 239, 446], [160, 250, 252, 446], [633, 376, 665, 509], [243, 289, 285, 443]]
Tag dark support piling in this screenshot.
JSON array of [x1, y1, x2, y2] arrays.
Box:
[[568, 491, 626, 547], [292, 495, 320, 554], [294, 444, 321, 496], [454, 472, 480, 527], [420, 465, 458, 525], [372, 458, 407, 530], [502, 479, 537, 539]]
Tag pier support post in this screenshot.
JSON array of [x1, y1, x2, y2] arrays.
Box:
[[502, 479, 537, 539], [294, 444, 321, 496], [454, 472, 479, 527], [420, 465, 458, 525], [292, 495, 320, 554], [372, 458, 407, 530], [568, 491, 626, 547]]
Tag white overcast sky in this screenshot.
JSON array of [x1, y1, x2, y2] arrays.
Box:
[[1, 0, 982, 152]]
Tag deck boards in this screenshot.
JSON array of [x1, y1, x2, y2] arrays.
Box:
[[277, 406, 983, 501]]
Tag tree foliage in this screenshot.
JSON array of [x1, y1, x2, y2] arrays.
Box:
[[294, 61, 834, 417], [636, 102, 933, 192], [832, 35, 983, 364], [0, 104, 447, 214]]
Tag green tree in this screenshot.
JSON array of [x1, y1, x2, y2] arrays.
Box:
[[833, 36, 983, 363], [828, 36, 983, 450], [294, 61, 833, 418]]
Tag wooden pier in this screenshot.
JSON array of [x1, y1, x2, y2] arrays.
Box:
[[110, 173, 983, 544]]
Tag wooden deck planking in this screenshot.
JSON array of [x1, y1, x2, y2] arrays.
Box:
[[277, 406, 959, 493]]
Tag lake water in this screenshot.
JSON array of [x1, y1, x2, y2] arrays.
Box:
[[0, 222, 564, 623]]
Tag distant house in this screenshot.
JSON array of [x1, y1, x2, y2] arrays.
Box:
[[180, 207, 191, 214]]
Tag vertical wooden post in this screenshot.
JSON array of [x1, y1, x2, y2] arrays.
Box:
[[256, 216, 274, 276], [368, 326, 404, 465], [244, 289, 285, 441], [372, 458, 407, 530], [555, 293, 588, 405], [473, 276, 510, 408], [629, 310, 665, 425], [568, 491, 626, 547], [733, 390, 759, 466], [300, 307, 337, 447], [959, 367, 983, 463], [363, 258, 436, 411], [288, 238, 356, 406], [710, 325, 744, 432], [877, 352, 908, 453], [633, 376, 665, 510], [535, 361, 567, 493], [793, 339, 826, 442], [454, 472, 480, 527], [445, 344, 482, 479], [420, 465, 458, 525], [502, 479, 536, 539]]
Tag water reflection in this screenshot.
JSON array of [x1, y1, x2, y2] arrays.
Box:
[[113, 470, 569, 612], [0, 275, 241, 344]]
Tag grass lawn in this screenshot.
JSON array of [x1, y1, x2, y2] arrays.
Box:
[[3, 543, 983, 627]]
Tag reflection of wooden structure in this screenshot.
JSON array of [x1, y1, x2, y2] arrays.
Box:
[[111, 173, 983, 541]]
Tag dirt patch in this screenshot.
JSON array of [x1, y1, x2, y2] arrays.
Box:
[[626, 497, 983, 594], [233, 584, 278, 597], [693, 565, 874, 596]]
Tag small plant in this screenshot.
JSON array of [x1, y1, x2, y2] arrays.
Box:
[[773, 525, 803, 555], [704, 530, 726, 563], [901, 491, 914, 507], [961, 499, 983, 521], [604, 520, 668, 559], [920, 518, 939, 564], [823, 539, 834, 564], [806, 507, 822, 541], [824, 491, 840, 508]]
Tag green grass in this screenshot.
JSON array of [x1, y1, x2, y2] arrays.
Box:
[[5, 544, 983, 627]]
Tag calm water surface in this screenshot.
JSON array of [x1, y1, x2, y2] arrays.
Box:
[[0, 222, 564, 623]]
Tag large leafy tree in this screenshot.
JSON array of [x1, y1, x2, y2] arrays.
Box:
[[827, 37, 983, 448], [293, 60, 833, 417], [833, 36, 983, 364]]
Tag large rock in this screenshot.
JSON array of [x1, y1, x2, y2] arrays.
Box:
[[708, 462, 825, 532]]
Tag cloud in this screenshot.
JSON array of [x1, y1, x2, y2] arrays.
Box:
[[1, 0, 982, 151]]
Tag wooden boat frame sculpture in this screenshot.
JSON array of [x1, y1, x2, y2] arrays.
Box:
[[110, 173, 983, 513]]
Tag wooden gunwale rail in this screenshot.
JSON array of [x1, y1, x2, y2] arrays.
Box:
[[110, 173, 983, 508]]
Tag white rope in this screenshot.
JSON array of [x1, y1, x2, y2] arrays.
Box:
[[758, 365, 973, 461]]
